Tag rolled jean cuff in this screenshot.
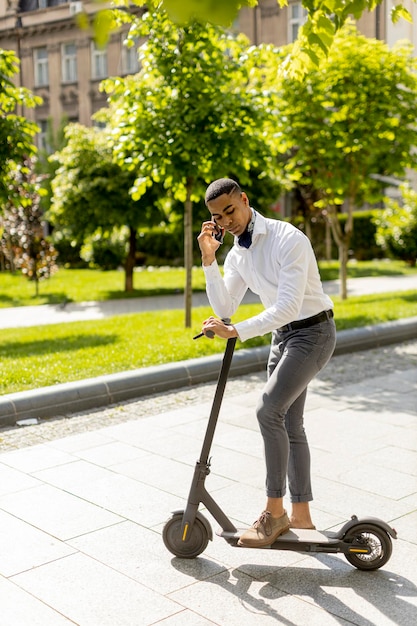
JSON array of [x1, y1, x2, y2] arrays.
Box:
[[290, 493, 313, 503], [266, 489, 286, 498]]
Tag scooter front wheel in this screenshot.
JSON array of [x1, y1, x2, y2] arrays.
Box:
[[163, 512, 209, 558], [344, 523, 392, 570]]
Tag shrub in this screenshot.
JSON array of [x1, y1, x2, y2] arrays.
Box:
[[375, 185, 417, 266], [294, 210, 384, 260], [81, 228, 128, 270]]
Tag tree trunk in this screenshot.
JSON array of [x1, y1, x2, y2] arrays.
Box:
[[6, 239, 15, 273], [125, 226, 137, 292], [327, 207, 350, 300], [326, 203, 351, 300], [325, 218, 332, 260], [304, 217, 312, 241], [184, 179, 193, 328], [338, 242, 348, 300]]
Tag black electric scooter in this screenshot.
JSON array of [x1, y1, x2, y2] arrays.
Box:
[[163, 336, 397, 571]]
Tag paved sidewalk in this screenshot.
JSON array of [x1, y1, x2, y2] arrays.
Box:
[[0, 342, 416, 625], [0, 274, 415, 329]]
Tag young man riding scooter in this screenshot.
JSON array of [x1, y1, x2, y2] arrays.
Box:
[[197, 178, 336, 548]]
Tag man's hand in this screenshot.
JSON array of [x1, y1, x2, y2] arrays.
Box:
[[197, 220, 222, 266], [202, 316, 238, 339]]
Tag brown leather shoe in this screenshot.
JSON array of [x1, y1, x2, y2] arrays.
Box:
[[238, 510, 290, 547]]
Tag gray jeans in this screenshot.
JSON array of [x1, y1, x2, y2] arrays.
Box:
[[256, 317, 336, 502]]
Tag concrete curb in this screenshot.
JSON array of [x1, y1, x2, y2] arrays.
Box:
[[1, 316, 416, 428]]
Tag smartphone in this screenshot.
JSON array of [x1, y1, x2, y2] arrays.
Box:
[[213, 219, 224, 244]]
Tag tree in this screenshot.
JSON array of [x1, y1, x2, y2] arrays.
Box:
[[49, 123, 165, 291], [375, 185, 417, 266], [90, 0, 415, 75], [274, 24, 417, 297], [0, 49, 41, 208], [103, 9, 283, 326], [36, 115, 69, 216], [1, 158, 57, 295]]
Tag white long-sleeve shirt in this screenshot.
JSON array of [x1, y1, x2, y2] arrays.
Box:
[[203, 210, 334, 343]]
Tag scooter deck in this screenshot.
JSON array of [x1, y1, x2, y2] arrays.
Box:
[[217, 527, 343, 552]]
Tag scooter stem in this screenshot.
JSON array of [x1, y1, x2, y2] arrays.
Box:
[[199, 336, 237, 465]]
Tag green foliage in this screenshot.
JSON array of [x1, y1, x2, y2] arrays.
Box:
[[137, 225, 183, 266], [0, 49, 41, 207], [35, 115, 69, 215], [375, 185, 417, 266], [275, 22, 417, 296], [103, 10, 283, 203], [338, 211, 383, 261], [50, 123, 163, 240], [51, 233, 86, 268], [294, 211, 384, 261], [277, 24, 417, 210], [91, 1, 416, 77], [162, 0, 257, 25], [102, 8, 284, 321], [80, 227, 129, 270], [49, 122, 168, 290]]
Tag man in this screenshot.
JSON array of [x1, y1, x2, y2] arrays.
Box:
[[197, 178, 336, 548]]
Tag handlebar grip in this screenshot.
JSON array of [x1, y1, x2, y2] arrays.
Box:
[[193, 319, 231, 340]]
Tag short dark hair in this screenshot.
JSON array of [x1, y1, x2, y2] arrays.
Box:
[[205, 178, 241, 205]]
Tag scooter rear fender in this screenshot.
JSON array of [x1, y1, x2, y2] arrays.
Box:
[[331, 515, 397, 540]]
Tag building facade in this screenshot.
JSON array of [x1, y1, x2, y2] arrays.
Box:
[[1, 0, 416, 150], [0, 0, 144, 148]]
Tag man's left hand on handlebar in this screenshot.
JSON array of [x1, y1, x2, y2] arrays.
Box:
[[202, 317, 238, 339]]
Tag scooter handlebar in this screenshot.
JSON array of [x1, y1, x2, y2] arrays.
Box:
[[193, 330, 215, 340], [193, 318, 231, 340]]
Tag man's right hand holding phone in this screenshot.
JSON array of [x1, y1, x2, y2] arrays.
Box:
[[197, 220, 224, 266]]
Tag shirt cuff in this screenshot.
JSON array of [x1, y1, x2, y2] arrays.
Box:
[[202, 259, 222, 281], [234, 319, 259, 343]]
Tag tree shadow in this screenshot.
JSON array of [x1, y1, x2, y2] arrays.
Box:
[[103, 287, 206, 300], [171, 552, 416, 625], [0, 334, 117, 359], [0, 291, 71, 307]]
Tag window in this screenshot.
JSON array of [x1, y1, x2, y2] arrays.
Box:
[[91, 41, 108, 79], [34, 47, 48, 87], [37, 120, 50, 152], [62, 42, 77, 83], [288, 2, 307, 43], [121, 35, 140, 75]]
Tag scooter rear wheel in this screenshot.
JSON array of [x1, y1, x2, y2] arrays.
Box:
[[344, 523, 392, 570], [163, 512, 209, 558]]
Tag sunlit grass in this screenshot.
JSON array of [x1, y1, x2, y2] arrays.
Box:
[[0, 260, 415, 308], [1, 290, 416, 395], [0, 267, 208, 308]]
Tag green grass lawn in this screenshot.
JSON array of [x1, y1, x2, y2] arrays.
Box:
[[0, 259, 416, 308], [1, 289, 416, 395], [0, 267, 207, 308]]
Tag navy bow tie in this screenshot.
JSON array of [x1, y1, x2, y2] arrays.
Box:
[[238, 229, 252, 248]]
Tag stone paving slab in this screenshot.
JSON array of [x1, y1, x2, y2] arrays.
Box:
[[0, 341, 416, 625]]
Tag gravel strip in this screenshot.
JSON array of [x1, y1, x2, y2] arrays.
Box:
[[1, 340, 416, 451]]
